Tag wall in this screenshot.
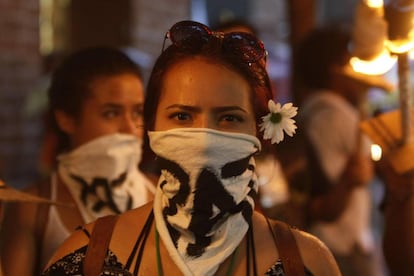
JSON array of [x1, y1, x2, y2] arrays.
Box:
[[131, 0, 190, 58], [69, 0, 132, 51], [0, 0, 42, 188], [0, 0, 191, 188]]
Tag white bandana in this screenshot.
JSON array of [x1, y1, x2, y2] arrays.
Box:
[[149, 128, 261, 276], [58, 133, 154, 223]]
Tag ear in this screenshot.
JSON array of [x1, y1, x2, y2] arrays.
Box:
[[55, 110, 76, 135]]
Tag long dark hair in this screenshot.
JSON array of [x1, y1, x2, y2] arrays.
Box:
[[47, 46, 143, 154], [140, 35, 273, 174]]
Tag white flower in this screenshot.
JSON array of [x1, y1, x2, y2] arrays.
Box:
[[259, 100, 298, 144]]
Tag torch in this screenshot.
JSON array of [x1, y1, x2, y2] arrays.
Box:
[[384, 0, 414, 145]]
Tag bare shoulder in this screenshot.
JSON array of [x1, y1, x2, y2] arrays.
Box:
[[252, 213, 340, 276], [291, 228, 341, 276], [44, 202, 154, 269], [110, 202, 154, 248], [117, 201, 154, 226]]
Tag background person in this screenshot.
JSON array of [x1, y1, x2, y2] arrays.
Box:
[[361, 108, 414, 275], [291, 25, 389, 276], [0, 46, 155, 276]]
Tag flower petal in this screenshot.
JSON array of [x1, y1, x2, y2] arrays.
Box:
[[260, 100, 298, 144]]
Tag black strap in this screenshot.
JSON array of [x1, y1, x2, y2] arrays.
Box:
[[246, 224, 258, 276], [266, 218, 305, 276], [83, 215, 118, 276], [124, 209, 154, 275]]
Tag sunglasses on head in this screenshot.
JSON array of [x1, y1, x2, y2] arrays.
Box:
[[162, 20, 267, 65]]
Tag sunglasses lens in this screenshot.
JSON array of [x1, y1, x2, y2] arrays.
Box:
[[165, 21, 266, 65], [169, 21, 211, 49], [223, 32, 265, 63]]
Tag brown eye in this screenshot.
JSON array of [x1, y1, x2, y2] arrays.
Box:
[[170, 112, 191, 121], [220, 114, 243, 123], [102, 109, 119, 119]]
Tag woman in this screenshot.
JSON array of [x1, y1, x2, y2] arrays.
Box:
[[42, 21, 340, 275], [0, 47, 155, 275]]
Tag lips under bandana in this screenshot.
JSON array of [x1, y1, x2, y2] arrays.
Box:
[[149, 128, 261, 276]]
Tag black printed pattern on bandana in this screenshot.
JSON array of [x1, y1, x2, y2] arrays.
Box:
[[157, 155, 256, 258], [70, 172, 133, 214]]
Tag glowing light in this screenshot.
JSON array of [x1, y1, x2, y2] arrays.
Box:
[[371, 144, 382, 161], [364, 0, 383, 8], [408, 48, 414, 59], [386, 33, 414, 54], [384, 3, 414, 54], [350, 49, 397, 75]]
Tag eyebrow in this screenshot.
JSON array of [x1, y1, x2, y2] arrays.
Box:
[[165, 104, 248, 113], [101, 103, 143, 108], [166, 104, 200, 112]]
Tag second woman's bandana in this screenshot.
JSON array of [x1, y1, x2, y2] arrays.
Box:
[[58, 133, 154, 223], [149, 128, 261, 276]]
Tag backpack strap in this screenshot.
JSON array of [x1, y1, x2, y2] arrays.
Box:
[[266, 218, 305, 276], [83, 215, 118, 276]]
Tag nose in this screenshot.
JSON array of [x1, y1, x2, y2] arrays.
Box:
[[196, 115, 215, 129], [120, 114, 142, 137]]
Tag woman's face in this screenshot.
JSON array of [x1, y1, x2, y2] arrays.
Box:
[[154, 57, 256, 136], [60, 73, 145, 148]]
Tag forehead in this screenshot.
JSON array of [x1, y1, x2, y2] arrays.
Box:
[[87, 73, 144, 103], [160, 57, 253, 106]]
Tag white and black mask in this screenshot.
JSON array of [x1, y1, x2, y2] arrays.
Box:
[[150, 128, 261, 276], [58, 133, 154, 223]]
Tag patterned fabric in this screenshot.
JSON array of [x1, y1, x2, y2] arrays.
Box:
[[266, 260, 288, 276], [149, 128, 260, 275], [41, 246, 132, 276], [58, 133, 154, 223], [42, 248, 313, 276], [265, 260, 313, 276]]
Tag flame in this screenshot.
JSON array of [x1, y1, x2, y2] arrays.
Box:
[[350, 49, 397, 75]]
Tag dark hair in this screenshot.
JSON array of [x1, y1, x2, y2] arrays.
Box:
[[295, 26, 351, 90], [140, 35, 273, 173], [47, 46, 143, 153]]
